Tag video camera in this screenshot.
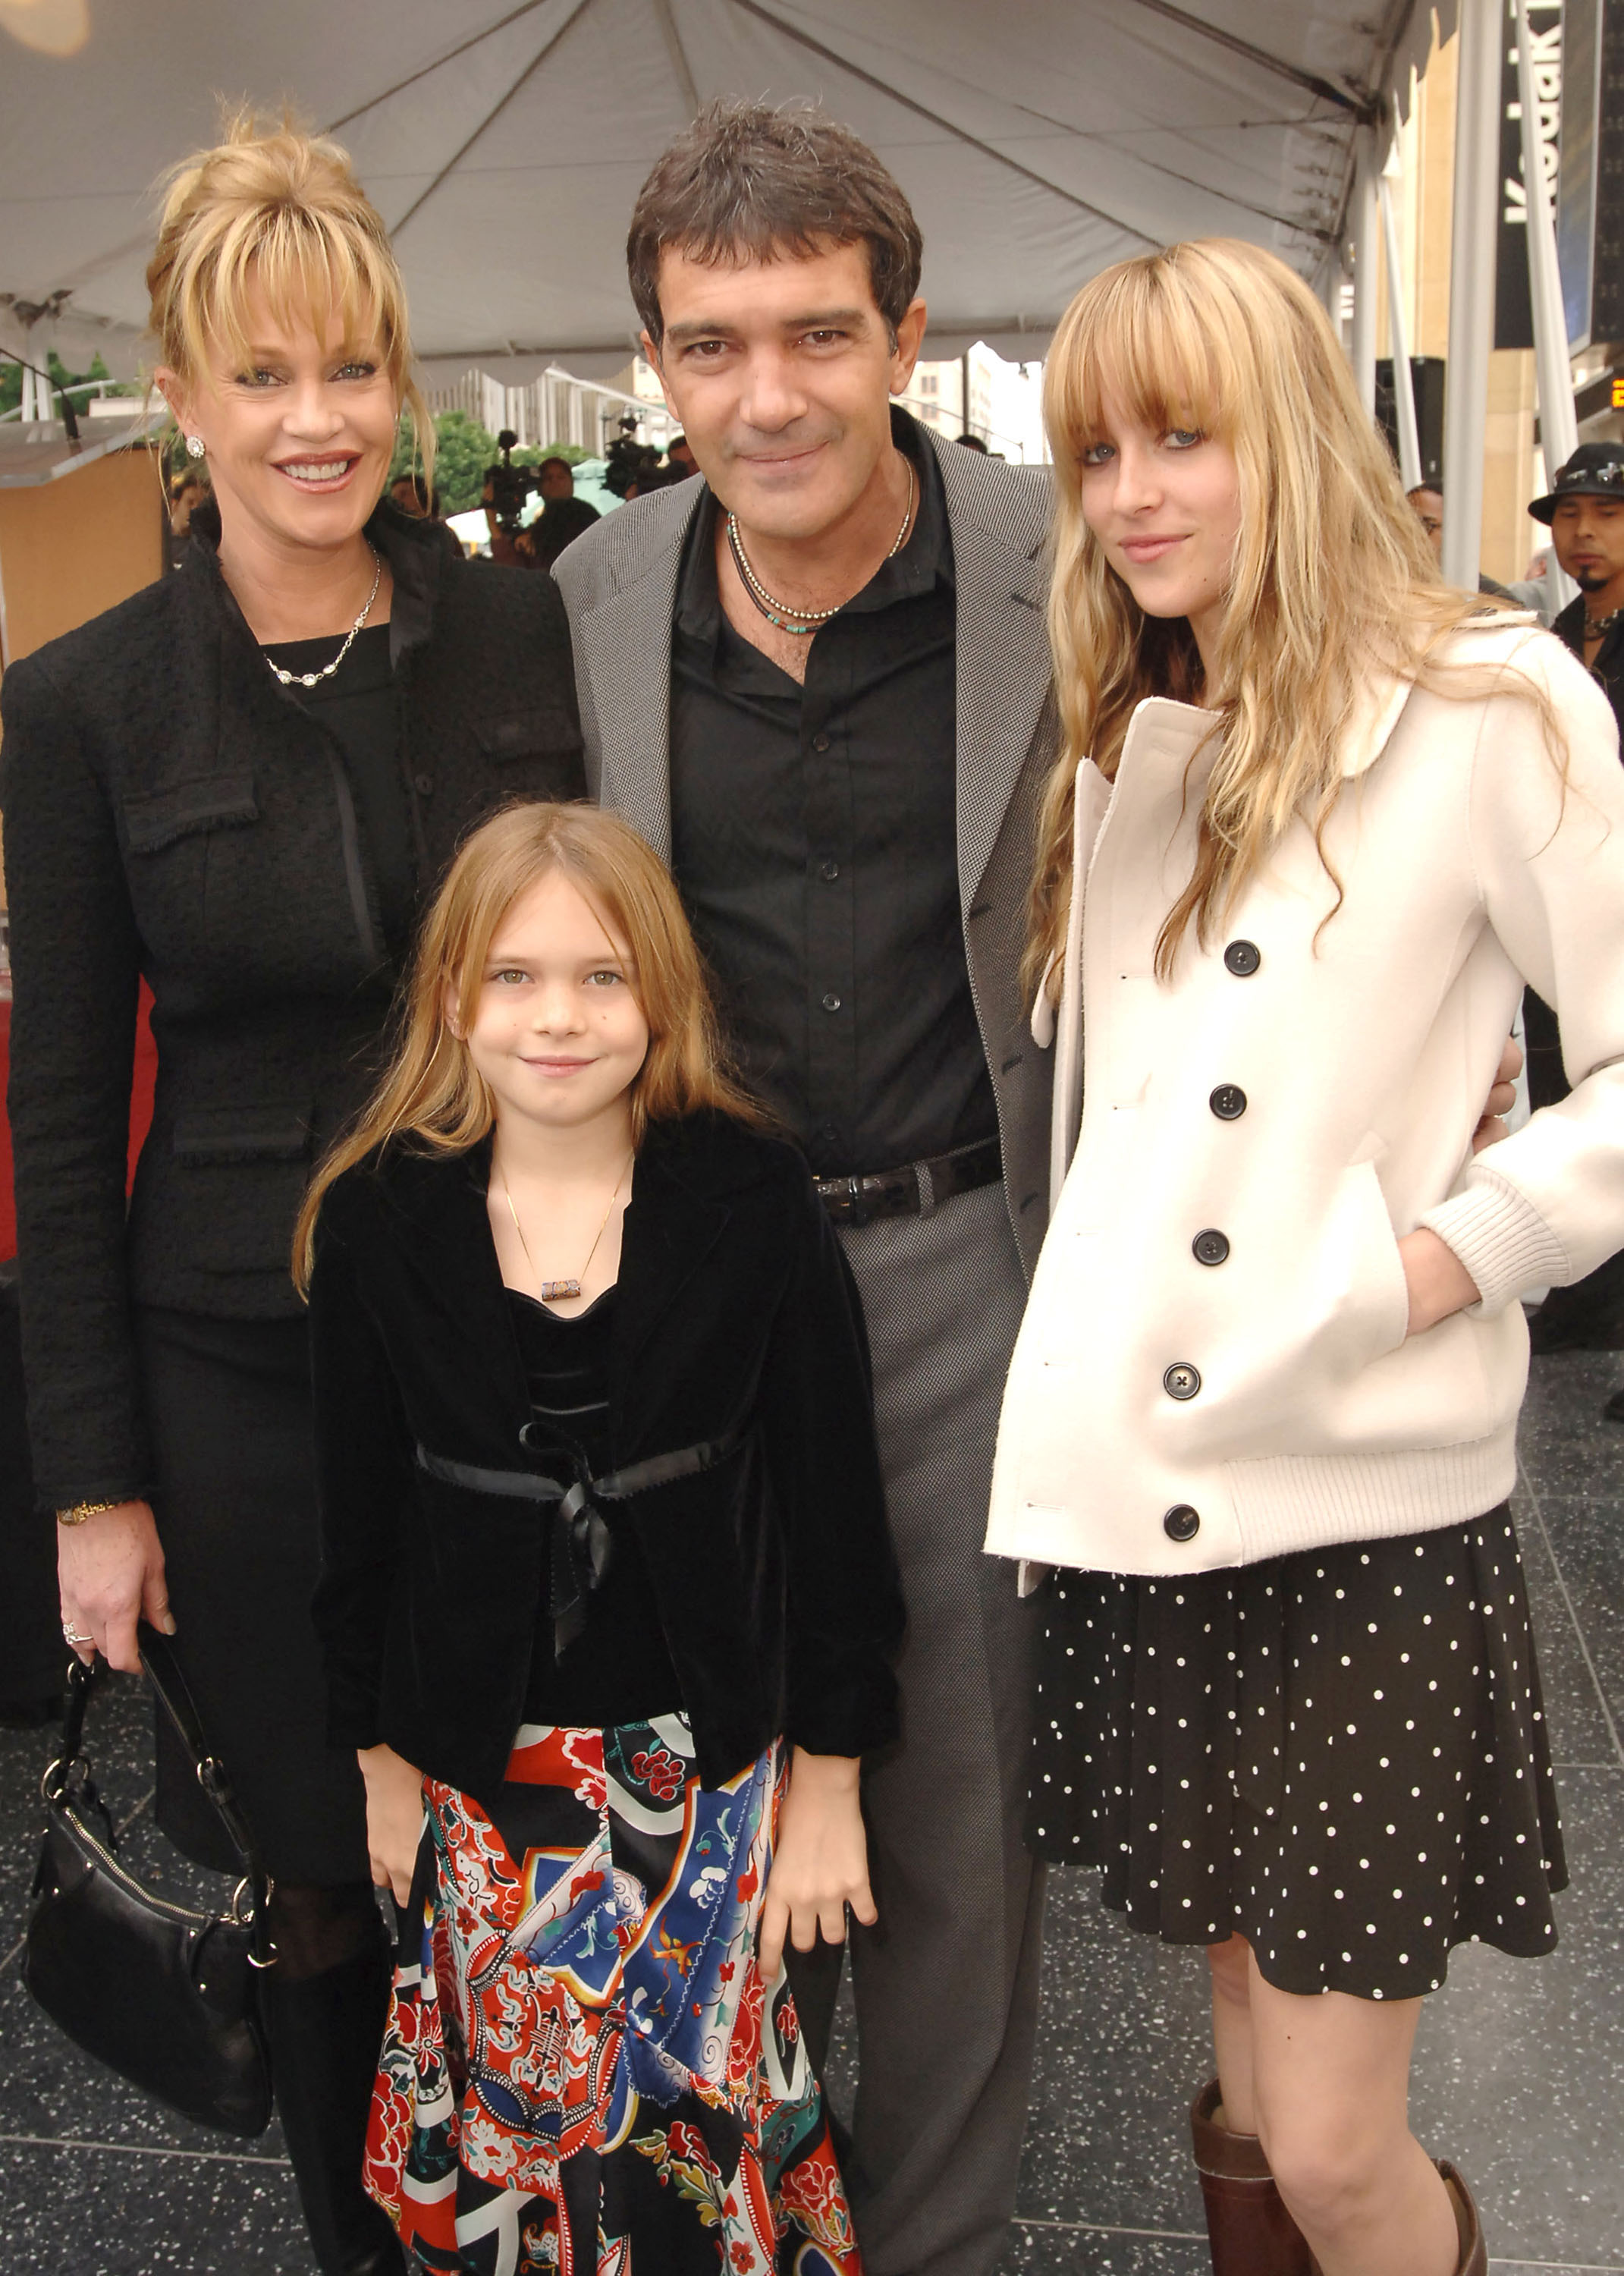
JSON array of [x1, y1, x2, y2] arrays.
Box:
[[602, 410, 666, 501], [482, 429, 533, 533]]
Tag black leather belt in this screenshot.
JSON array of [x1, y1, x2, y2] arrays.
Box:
[[814, 1136, 1002, 1227]]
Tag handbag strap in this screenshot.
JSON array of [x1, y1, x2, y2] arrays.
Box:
[[57, 1652, 96, 1766], [137, 1624, 275, 1963], [137, 1624, 269, 1883]]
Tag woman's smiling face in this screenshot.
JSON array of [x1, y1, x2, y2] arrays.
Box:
[[161, 278, 399, 558], [1077, 391, 1242, 660]]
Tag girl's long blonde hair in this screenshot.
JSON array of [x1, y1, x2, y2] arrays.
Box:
[[293, 803, 762, 1292], [147, 108, 432, 483], [1030, 236, 1506, 992]]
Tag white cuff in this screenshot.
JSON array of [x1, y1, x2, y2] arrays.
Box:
[[1418, 1166, 1571, 1319]]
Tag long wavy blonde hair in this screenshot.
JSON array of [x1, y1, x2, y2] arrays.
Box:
[[293, 803, 762, 1292], [147, 108, 432, 482], [1030, 237, 1506, 992]]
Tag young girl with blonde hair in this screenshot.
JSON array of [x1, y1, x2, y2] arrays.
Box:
[[988, 238, 1624, 2276], [300, 800, 900, 2274]]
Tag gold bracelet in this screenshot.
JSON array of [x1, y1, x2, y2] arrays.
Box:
[[56, 1499, 121, 1528]]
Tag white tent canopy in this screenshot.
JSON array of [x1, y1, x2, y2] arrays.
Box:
[[1, 0, 1450, 383]]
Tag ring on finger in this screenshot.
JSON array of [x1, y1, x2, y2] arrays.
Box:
[[62, 1624, 94, 1648]]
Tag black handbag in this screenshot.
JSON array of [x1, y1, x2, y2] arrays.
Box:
[[24, 1621, 276, 2136]]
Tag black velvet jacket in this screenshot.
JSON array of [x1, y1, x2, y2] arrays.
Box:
[[0, 501, 585, 1508], [307, 1113, 904, 1800]]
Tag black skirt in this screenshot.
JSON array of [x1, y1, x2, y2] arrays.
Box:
[[138, 1306, 370, 1886], [1026, 1505, 1566, 2001]]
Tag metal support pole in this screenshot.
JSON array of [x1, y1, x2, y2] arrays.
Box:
[[1441, 0, 1501, 592], [1513, 0, 1578, 613], [1349, 127, 1381, 413], [1378, 168, 1424, 490]]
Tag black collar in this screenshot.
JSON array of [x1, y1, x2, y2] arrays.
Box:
[[674, 404, 953, 654], [184, 495, 445, 671], [353, 1114, 777, 1423]]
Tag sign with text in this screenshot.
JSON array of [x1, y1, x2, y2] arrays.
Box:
[[1559, 0, 1624, 348], [1497, 0, 1565, 351]]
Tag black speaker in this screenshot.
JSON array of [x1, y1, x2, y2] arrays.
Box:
[[1375, 357, 1447, 488]]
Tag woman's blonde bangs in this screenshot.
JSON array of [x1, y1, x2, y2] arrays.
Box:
[[149, 112, 431, 476], [1045, 257, 1226, 474], [174, 204, 405, 391]]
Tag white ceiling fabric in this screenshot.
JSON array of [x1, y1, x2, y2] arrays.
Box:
[[0, 0, 1453, 382]]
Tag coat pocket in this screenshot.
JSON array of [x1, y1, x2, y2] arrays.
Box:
[[121, 774, 258, 855], [473, 708, 583, 764], [1332, 1156, 1412, 1369]]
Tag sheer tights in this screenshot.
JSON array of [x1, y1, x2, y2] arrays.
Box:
[[268, 1880, 385, 1982]]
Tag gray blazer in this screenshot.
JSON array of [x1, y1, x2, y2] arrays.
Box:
[[552, 423, 1060, 1284]]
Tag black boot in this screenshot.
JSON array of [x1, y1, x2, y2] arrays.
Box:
[[259, 1926, 407, 2275]]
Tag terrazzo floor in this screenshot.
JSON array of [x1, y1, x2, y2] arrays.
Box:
[[0, 1350, 1619, 2274]]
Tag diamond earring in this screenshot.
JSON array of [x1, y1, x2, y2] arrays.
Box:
[[185, 435, 206, 461]]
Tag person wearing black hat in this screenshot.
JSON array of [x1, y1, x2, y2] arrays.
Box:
[[1538, 442, 1624, 697], [1523, 444, 1624, 1391]]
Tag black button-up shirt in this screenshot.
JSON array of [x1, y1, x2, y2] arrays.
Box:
[[669, 418, 996, 1177], [1554, 593, 1624, 746]]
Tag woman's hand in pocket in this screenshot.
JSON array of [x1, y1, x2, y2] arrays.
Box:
[[1399, 1228, 1481, 1338], [759, 1749, 876, 1982], [357, 1743, 425, 1907]]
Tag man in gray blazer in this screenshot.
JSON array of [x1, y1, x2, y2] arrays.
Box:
[[554, 101, 1057, 2276]]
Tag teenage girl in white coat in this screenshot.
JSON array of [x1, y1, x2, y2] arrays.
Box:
[[988, 240, 1624, 2276]]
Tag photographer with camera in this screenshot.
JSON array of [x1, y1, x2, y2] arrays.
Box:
[[480, 428, 534, 562], [602, 408, 668, 502], [516, 454, 600, 572]]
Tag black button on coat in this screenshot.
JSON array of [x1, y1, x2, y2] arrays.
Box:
[[307, 1114, 905, 1799], [0, 501, 586, 1510]]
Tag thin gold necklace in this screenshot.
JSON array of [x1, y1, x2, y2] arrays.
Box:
[[726, 458, 916, 635], [497, 1155, 630, 1303]]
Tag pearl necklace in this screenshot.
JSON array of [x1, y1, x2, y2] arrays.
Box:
[[265, 547, 383, 688], [726, 461, 916, 636]]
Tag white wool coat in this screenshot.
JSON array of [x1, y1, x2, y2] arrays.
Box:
[[986, 618, 1624, 1580]]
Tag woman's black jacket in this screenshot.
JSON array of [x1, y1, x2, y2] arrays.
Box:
[[307, 1114, 905, 1799], [0, 500, 586, 1511]]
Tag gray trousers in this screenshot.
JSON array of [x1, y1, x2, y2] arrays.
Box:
[[793, 1179, 1045, 2276]]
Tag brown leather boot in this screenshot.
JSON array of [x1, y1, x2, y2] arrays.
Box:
[[1190, 2079, 1319, 2275], [1437, 2162, 1487, 2276]]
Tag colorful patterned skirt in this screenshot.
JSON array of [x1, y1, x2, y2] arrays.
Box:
[[365, 1713, 862, 2275]]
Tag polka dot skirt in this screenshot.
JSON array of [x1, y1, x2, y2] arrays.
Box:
[[1026, 1504, 1567, 2001]]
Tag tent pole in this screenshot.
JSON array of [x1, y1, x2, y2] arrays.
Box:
[[1441, 0, 1500, 592], [1349, 127, 1380, 413], [1378, 164, 1424, 490]]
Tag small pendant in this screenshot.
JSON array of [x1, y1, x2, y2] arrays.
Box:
[[540, 1278, 582, 1302]]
